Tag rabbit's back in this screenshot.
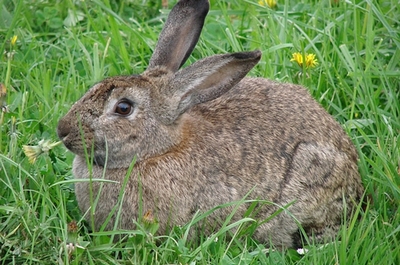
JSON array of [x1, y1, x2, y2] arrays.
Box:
[[189, 77, 359, 176]]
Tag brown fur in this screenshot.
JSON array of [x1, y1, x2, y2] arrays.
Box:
[[57, 0, 364, 248]]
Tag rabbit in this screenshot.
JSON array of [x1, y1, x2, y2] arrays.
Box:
[[57, 0, 364, 248]]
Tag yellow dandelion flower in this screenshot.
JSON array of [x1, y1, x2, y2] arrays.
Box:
[[291, 52, 318, 69], [23, 139, 62, 164], [291, 52, 304, 67], [11, 35, 18, 46], [258, 0, 277, 8], [23, 145, 42, 164], [305, 53, 318, 68]]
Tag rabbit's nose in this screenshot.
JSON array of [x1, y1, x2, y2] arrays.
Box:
[[57, 117, 71, 140]]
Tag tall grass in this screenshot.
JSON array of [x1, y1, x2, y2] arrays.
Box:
[[0, 0, 399, 264]]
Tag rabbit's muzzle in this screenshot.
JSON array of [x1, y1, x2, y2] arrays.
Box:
[[57, 115, 94, 158], [57, 117, 70, 142]]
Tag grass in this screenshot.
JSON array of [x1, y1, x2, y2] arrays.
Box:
[[0, 0, 399, 264]]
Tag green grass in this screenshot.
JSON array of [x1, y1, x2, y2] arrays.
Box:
[[0, 0, 399, 264]]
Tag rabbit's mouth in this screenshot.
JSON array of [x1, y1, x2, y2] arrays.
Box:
[[93, 155, 107, 167]]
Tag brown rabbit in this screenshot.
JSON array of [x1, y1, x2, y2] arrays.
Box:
[[57, 0, 364, 248]]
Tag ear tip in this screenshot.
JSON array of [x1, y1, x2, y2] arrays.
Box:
[[191, 0, 210, 17], [253, 50, 262, 59], [232, 50, 262, 61], [178, 0, 210, 12]]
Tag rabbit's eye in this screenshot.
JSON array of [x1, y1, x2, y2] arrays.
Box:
[[115, 101, 133, 116]]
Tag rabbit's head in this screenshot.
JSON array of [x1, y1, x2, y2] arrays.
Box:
[[57, 0, 261, 168]]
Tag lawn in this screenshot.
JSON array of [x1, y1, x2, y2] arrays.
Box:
[[0, 0, 399, 264]]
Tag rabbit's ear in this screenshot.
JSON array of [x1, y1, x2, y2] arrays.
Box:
[[155, 50, 262, 124], [148, 0, 209, 73]]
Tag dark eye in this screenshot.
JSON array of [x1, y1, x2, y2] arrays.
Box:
[[115, 100, 133, 116]]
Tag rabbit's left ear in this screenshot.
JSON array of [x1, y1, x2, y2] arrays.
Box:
[[153, 50, 261, 125], [147, 0, 209, 73]]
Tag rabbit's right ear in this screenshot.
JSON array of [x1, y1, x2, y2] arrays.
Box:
[[153, 50, 262, 125], [148, 0, 209, 73]]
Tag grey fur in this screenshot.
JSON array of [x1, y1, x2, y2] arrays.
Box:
[[57, 0, 364, 248]]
